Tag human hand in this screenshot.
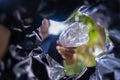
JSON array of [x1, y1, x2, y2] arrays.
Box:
[[56, 40, 77, 65]]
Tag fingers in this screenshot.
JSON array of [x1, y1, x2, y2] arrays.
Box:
[[56, 45, 76, 60], [56, 40, 76, 60], [56, 40, 62, 46], [56, 40, 77, 64]]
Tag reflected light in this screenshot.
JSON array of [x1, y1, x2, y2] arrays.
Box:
[[49, 20, 65, 35]]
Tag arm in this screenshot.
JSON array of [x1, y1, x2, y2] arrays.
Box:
[[0, 25, 10, 59]]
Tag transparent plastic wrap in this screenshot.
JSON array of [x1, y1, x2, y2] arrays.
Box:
[[59, 22, 89, 47], [45, 55, 65, 80]]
